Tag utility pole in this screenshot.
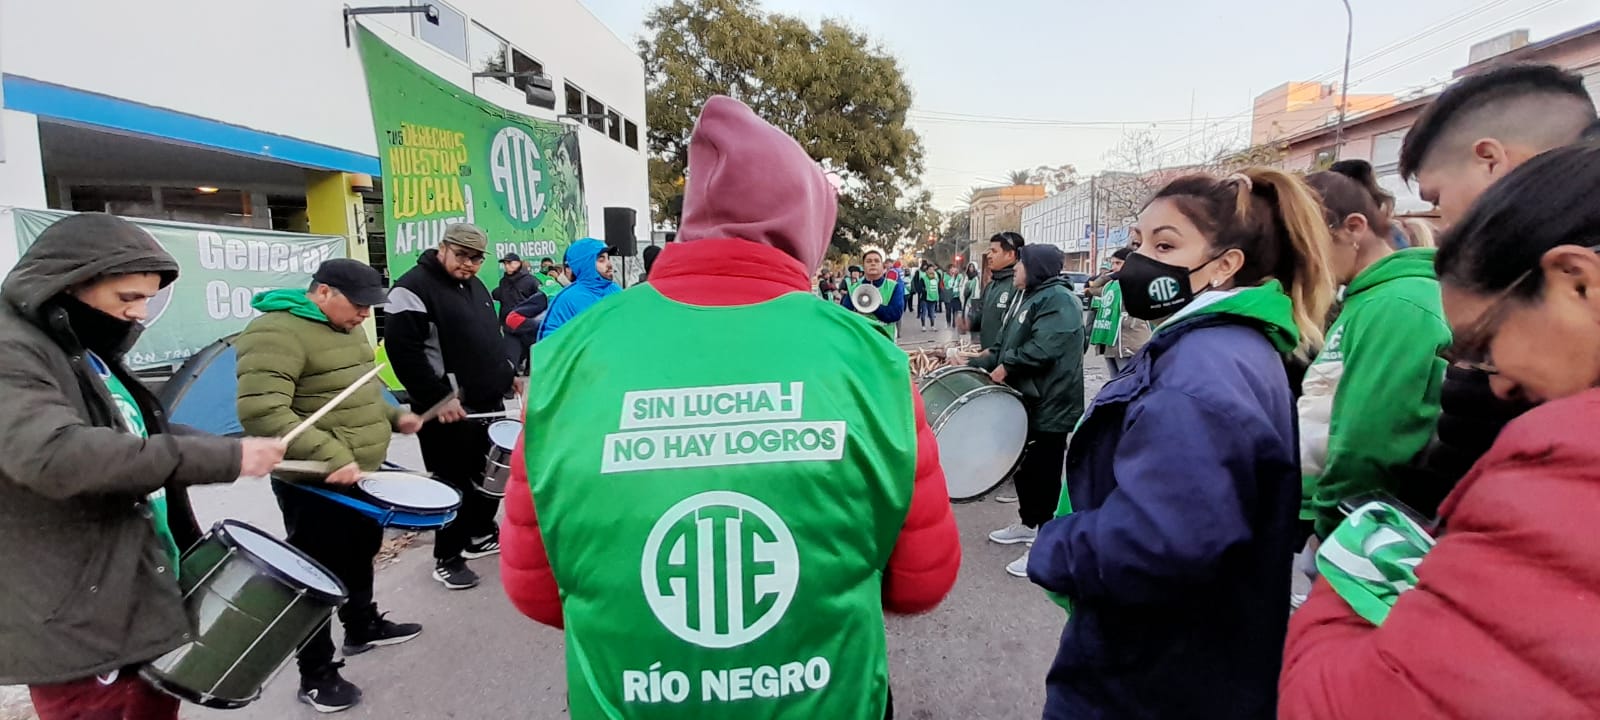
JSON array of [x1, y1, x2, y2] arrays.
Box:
[[1087, 175, 1099, 273], [1333, 0, 1354, 160]]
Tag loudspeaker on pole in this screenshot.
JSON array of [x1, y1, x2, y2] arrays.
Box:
[[603, 207, 638, 257]]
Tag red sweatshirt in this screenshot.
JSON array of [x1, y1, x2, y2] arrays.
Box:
[[1279, 388, 1600, 719], [501, 239, 962, 628]]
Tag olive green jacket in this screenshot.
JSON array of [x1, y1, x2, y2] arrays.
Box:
[[235, 290, 399, 471]]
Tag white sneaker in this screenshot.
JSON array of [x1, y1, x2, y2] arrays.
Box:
[[1005, 549, 1031, 578], [993, 493, 1018, 504], [988, 523, 1036, 545]]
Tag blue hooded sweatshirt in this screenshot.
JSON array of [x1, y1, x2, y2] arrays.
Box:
[[538, 238, 620, 341]]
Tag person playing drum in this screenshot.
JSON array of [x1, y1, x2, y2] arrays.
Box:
[[0, 213, 286, 720], [235, 259, 424, 713], [499, 96, 961, 719], [967, 243, 1086, 578]]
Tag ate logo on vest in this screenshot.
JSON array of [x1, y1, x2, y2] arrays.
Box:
[[642, 491, 799, 649], [1148, 276, 1182, 303]]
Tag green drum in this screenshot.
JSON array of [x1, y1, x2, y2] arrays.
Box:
[[141, 520, 346, 708], [918, 366, 1029, 501]]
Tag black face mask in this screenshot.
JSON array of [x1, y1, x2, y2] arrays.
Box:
[[1118, 252, 1222, 320], [55, 294, 142, 357]]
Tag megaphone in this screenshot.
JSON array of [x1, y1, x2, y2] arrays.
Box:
[[851, 283, 882, 314]]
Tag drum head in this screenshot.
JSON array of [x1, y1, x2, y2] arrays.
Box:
[[488, 420, 523, 450], [933, 389, 1029, 500], [216, 520, 345, 600], [359, 473, 462, 513]]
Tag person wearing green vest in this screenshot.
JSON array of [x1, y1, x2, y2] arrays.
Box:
[[0, 213, 287, 720], [537, 257, 564, 299], [236, 259, 427, 713], [1088, 247, 1153, 375], [500, 96, 960, 720], [1298, 167, 1450, 541], [1028, 168, 1338, 719], [841, 246, 906, 340], [964, 232, 1025, 349], [967, 243, 1085, 577]]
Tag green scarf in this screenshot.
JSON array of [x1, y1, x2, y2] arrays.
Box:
[[1317, 500, 1434, 626]]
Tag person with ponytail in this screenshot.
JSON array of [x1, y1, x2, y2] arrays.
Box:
[[1028, 167, 1335, 719], [1281, 140, 1600, 720], [1298, 164, 1452, 543]]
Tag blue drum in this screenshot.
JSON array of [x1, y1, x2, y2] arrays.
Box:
[[280, 471, 461, 530]]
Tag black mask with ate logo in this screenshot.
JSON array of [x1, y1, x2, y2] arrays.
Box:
[[1118, 252, 1222, 320]]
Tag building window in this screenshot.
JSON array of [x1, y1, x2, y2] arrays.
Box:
[[1312, 146, 1337, 170], [624, 120, 639, 150], [468, 22, 508, 79], [564, 83, 583, 116], [510, 48, 544, 94], [606, 110, 622, 142], [586, 97, 605, 132], [416, 0, 468, 61]]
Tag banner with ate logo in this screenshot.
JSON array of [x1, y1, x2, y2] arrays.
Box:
[[354, 26, 587, 287], [10, 207, 345, 370]]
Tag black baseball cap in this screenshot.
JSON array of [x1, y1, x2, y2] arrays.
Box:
[[500, 252, 522, 263], [313, 259, 388, 307]]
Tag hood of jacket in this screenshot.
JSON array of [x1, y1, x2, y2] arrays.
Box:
[[1020, 244, 1067, 292], [1346, 247, 1436, 299], [1158, 280, 1299, 354], [251, 288, 331, 323], [676, 96, 837, 275], [565, 238, 619, 292], [539, 239, 622, 340], [2, 213, 179, 325]]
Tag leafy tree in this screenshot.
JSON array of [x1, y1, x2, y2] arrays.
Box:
[[639, 0, 924, 253], [1029, 164, 1080, 195], [1006, 169, 1033, 185]]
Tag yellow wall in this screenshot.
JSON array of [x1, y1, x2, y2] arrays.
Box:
[[305, 170, 377, 345]]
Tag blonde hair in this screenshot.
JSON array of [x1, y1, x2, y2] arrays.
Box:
[[1396, 217, 1438, 248], [1150, 167, 1338, 353]]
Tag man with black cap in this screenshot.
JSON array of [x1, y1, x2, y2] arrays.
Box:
[[386, 223, 517, 590], [235, 258, 425, 712], [0, 213, 286, 720], [493, 252, 539, 325]]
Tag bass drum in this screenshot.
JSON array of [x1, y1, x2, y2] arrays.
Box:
[[142, 520, 347, 708], [918, 366, 1029, 501]]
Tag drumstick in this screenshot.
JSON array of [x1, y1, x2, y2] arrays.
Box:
[[417, 390, 460, 423], [282, 364, 386, 445], [464, 411, 514, 420]]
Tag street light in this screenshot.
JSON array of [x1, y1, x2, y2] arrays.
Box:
[[343, 4, 439, 47], [474, 70, 557, 110], [1332, 0, 1354, 160]]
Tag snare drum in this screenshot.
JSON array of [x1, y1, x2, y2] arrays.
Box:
[[479, 420, 522, 498], [277, 472, 462, 530], [141, 520, 346, 708], [918, 366, 1029, 501]]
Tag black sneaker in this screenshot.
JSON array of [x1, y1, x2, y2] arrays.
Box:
[[341, 610, 422, 656], [432, 558, 481, 590], [298, 661, 362, 714], [461, 531, 501, 560]]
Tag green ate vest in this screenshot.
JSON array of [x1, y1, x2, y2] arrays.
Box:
[[1089, 280, 1123, 347], [525, 286, 918, 719]]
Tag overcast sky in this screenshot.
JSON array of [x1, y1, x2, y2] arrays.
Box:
[[581, 0, 1599, 209]]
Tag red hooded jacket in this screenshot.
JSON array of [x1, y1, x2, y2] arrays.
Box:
[[1280, 388, 1600, 718], [500, 239, 962, 627]]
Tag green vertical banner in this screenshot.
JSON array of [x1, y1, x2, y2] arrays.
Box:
[[10, 207, 346, 369], [354, 26, 587, 287]]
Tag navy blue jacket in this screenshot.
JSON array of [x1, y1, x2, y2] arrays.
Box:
[[1029, 314, 1300, 720]]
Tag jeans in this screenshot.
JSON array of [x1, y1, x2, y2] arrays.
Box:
[[1016, 429, 1068, 528], [272, 479, 383, 674], [418, 420, 500, 562], [945, 299, 963, 327], [918, 299, 939, 325], [29, 668, 178, 720]]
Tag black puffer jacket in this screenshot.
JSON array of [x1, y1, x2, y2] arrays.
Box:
[[1400, 365, 1529, 517], [386, 249, 516, 413], [0, 213, 242, 685]]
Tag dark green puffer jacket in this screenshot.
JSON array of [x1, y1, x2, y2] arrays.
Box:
[[235, 290, 399, 471]]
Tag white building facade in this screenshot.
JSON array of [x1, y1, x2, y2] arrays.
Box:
[[0, 0, 648, 274]]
